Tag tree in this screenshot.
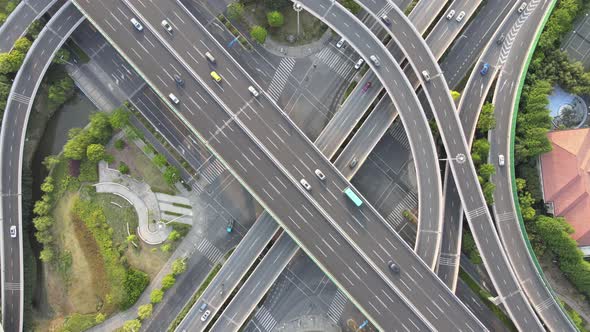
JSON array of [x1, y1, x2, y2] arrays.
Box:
[[122, 269, 149, 309], [340, 0, 361, 14], [33, 216, 54, 232], [471, 139, 490, 165], [12, 37, 32, 54], [47, 76, 74, 110], [153, 154, 168, 168], [39, 248, 54, 262], [110, 107, 130, 129], [33, 200, 50, 216], [123, 319, 142, 332], [52, 48, 70, 64], [450, 90, 460, 101], [160, 243, 172, 252], [515, 127, 552, 158], [150, 289, 164, 304], [88, 112, 113, 144], [267, 11, 284, 27], [35, 230, 53, 245], [95, 313, 106, 324], [64, 131, 92, 160], [27, 19, 43, 39], [0, 51, 24, 74], [163, 166, 180, 185], [477, 102, 496, 132], [478, 163, 495, 179], [138, 303, 153, 320], [40, 176, 54, 194], [226, 2, 244, 21], [86, 144, 106, 162], [250, 26, 268, 44], [42, 155, 60, 170], [168, 230, 181, 242], [483, 182, 496, 205], [171, 258, 187, 276], [161, 274, 176, 291], [115, 139, 126, 150]]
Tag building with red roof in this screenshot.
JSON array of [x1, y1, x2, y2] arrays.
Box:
[[540, 128, 590, 251]]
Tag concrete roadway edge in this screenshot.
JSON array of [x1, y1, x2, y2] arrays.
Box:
[[69, 2, 393, 330], [0, 2, 84, 330], [506, 0, 577, 327]]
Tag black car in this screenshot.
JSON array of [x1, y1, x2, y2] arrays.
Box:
[[388, 260, 400, 274], [174, 74, 184, 86]]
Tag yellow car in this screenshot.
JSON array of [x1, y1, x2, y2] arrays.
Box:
[[210, 71, 222, 82]]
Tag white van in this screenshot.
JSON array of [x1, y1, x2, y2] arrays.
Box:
[[168, 93, 179, 104], [205, 51, 216, 63], [130, 18, 143, 31]]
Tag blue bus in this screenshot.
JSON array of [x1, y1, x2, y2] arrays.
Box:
[[344, 187, 363, 207]]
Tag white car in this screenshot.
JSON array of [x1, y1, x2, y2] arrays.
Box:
[[518, 2, 527, 13], [446, 9, 455, 20], [248, 86, 259, 97], [161, 19, 173, 33], [130, 18, 143, 31], [456, 11, 465, 22], [314, 169, 326, 181], [10, 225, 16, 238], [168, 93, 180, 105], [369, 55, 380, 66], [498, 154, 505, 166], [200, 310, 210, 322], [300, 179, 311, 191], [354, 58, 364, 70], [336, 38, 345, 48], [421, 70, 431, 81]]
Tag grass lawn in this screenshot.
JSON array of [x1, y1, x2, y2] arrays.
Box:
[[107, 137, 176, 195], [93, 193, 138, 245]]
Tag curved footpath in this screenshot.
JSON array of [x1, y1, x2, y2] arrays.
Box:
[[72, 0, 471, 329], [0, 3, 83, 331], [355, 0, 547, 330], [0, 0, 58, 52], [490, 0, 577, 329]]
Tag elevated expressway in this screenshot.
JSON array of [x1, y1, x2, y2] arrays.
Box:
[[310, 0, 543, 329], [73, 0, 484, 329], [0, 3, 83, 331], [0, 0, 57, 52], [489, 0, 577, 329]]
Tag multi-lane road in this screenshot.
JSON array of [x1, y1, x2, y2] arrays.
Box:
[[0, 3, 84, 331]]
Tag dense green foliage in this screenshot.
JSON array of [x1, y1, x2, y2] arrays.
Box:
[[150, 288, 164, 304], [86, 143, 106, 162], [161, 274, 176, 291], [477, 102, 496, 132], [163, 166, 180, 185], [47, 75, 75, 111], [110, 107, 130, 129], [122, 268, 149, 309], [339, 0, 361, 14], [137, 303, 153, 320], [123, 319, 141, 332], [171, 258, 187, 276], [227, 2, 244, 21], [462, 231, 481, 264]]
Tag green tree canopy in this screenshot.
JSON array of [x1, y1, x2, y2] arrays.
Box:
[[478, 163, 495, 179], [123, 319, 142, 332], [471, 139, 490, 165], [110, 107, 130, 129], [450, 90, 460, 101], [88, 112, 113, 144], [340, 0, 361, 14], [171, 258, 187, 276], [13, 37, 32, 54], [477, 102, 496, 132], [250, 25, 268, 44], [86, 144, 106, 162], [153, 154, 168, 168], [267, 11, 284, 27], [150, 289, 164, 304], [0, 50, 25, 74], [163, 166, 180, 185], [33, 216, 54, 232], [227, 2, 244, 21], [161, 274, 176, 291], [138, 303, 153, 320]]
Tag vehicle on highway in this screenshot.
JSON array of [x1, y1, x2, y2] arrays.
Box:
[[226, 219, 234, 233], [300, 179, 311, 191], [518, 2, 527, 13], [199, 302, 208, 312], [336, 37, 345, 48], [201, 310, 211, 322], [354, 58, 364, 70], [211, 71, 222, 82], [344, 187, 363, 207], [369, 55, 380, 66], [248, 85, 259, 97], [205, 51, 216, 64], [10, 225, 16, 238], [381, 14, 392, 25], [421, 70, 431, 81], [498, 154, 505, 166], [168, 93, 179, 104], [361, 81, 372, 92], [349, 157, 358, 168], [388, 261, 400, 273], [446, 9, 455, 20], [161, 19, 173, 33], [130, 18, 143, 31], [480, 63, 490, 76], [496, 34, 505, 45], [314, 169, 326, 181], [456, 11, 465, 22], [174, 74, 184, 86]]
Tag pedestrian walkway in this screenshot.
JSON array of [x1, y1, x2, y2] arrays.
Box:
[[254, 306, 278, 332], [266, 57, 296, 102], [96, 161, 170, 244], [326, 289, 347, 324], [315, 47, 354, 78]]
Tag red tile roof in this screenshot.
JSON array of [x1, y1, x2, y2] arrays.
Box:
[[540, 128, 590, 246]]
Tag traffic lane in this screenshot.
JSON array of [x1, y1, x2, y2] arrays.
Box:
[[0, 3, 36, 52], [443, 0, 519, 87], [178, 213, 279, 331], [75, 2, 431, 328], [209, 121, 431, 330], [407, 0, 449, 36], [209, 234, 298, 332], [300, 1, 486, 329]]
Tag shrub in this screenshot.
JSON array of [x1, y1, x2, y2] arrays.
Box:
[[123, 319, 141, 332], [122, 268, 149, 309], [161, 274, 176, 291], [95, 313, 105, 324], [168, 230, 181, 242], [226, 2, 244, 21], [115, 139, 126, 150], [110, 107, 130, 129], [267, 11, 284, 27], [138, 303, 153, 320], [78, 159, 98, 182], [87, 143, 106, 162], [172, 258, 187, 276], [119, 162, 130, 174], [153, 154, 168, 168], [163, 166, 180, 185]]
